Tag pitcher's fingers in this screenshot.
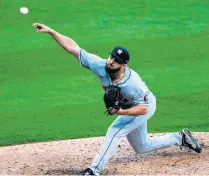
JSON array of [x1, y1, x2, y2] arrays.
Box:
[[32, 23, 41, 27], [32, 23, 38, 27]]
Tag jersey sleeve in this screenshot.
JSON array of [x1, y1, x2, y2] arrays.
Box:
[[132, 87, 149, 106], [132, 90, 145, 105], [79, 48, 104, 70], [131, 71, 150, 106]]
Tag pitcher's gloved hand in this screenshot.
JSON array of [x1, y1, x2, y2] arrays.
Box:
[[104, 86, 122, 116]]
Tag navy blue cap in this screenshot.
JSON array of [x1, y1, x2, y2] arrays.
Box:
[[109, 46, 130, 64]]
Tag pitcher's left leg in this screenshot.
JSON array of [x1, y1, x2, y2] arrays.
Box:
[[89, 112, 155, 175], [89, 115, 137, 175]]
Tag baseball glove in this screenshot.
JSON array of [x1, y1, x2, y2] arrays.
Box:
[[104, 85, 121, 116]]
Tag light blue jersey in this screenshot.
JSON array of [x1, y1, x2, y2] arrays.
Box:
[[79, 49, 153, 108]]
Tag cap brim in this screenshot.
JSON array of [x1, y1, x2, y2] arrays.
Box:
[[108, 52, 126, 64]]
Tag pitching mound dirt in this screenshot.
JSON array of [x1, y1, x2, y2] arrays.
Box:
[[0, 132, 208, 175]]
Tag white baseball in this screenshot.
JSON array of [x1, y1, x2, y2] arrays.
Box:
[[20, 7, 29, 15]]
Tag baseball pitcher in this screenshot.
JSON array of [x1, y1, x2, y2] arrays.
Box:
[[32, 23, 202, 176]]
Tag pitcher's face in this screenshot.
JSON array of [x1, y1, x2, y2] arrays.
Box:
[[105, 55, 124, 74]]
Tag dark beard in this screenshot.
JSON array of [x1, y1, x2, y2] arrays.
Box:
[[105, 65, 120, 74]]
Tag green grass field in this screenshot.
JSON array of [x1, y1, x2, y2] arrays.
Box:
[[0, 0, 209, 146]]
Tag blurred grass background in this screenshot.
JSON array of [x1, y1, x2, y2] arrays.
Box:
[[0, 0, 209, 146]]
